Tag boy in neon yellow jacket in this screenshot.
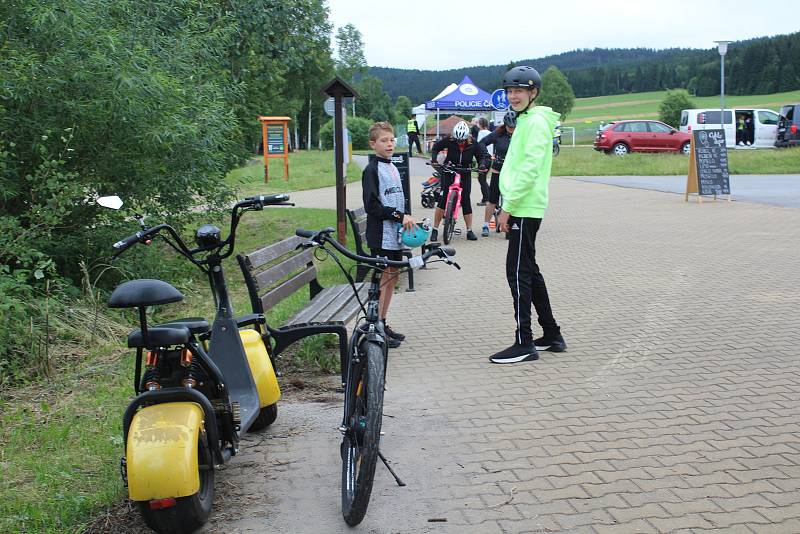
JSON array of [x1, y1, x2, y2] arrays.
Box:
[[490, 66, 567, 364]]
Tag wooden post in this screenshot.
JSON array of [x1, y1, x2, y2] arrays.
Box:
[[321, 77, 358, 245], [685, 135, 701, 203]]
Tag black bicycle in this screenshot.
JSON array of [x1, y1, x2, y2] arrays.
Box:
[[295, 227, 459, 526]]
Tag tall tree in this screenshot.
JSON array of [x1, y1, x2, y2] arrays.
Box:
[[395, 96, 413, 119], [538, 66, 575, 120], [335, 23, 367, 83]]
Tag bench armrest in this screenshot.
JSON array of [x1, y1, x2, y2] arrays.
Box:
[[236, 313, 266, 329]]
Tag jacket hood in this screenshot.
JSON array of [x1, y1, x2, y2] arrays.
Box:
[[525, 106, 560, 130]]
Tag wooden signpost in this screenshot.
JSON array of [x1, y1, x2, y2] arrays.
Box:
[[258, 116, 290, 182], [685, 128, 731, 203], [320, 77, 358, 245]]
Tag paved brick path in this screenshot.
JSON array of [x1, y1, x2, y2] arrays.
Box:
[[204, 162, 800, 533]]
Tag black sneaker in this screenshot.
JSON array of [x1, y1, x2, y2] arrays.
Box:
[[466, 230, 478, 241], [430, 228, 438, 242], [534, 334, 567, 352], [489, 343, 539, 364], [386, 336, 401, 349], [384, 323, 405, 341]]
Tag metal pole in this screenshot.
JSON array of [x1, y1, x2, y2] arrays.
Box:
[[307, 91, 312, 150], [720, 54, 725, 131]]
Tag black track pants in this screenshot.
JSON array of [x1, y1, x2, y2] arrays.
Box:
[[505, 216, 559, 344]]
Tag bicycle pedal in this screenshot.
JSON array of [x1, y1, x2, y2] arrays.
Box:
[[454, 229, 462, 235]]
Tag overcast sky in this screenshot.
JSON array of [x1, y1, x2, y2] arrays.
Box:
[[328, 0, 799, 70]]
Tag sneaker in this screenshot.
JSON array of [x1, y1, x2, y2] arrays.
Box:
[[489, 343, 539, 364], [534, 334, 567, 352], [383, 323, 405, 341], [466, 230, 478, 241], [430, 228, 438, 242], [481, 226, 489, 237], [386, 337, 401, 349]]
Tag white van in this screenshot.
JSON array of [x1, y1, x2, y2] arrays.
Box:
[[679, 108, 780, 148]]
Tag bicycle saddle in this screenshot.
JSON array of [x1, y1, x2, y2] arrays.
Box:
[[127, 325, 191, 349]]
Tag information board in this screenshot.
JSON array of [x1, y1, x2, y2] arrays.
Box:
[[693, 129, 730, 195], [267, 124, 285, 155]]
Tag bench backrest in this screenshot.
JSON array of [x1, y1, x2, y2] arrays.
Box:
[[346, 207, 368, 257], [237, 236, 323, 315]]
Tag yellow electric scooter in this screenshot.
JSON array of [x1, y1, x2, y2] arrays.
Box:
[[102, 194, 290, 533]]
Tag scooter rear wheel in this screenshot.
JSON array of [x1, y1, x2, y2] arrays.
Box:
[[249, 402, 278, 431], [138, 431, 215, 534]]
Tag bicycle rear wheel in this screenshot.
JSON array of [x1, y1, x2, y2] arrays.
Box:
[[442, 190, 458, 245], [341, 340, 385, 526]]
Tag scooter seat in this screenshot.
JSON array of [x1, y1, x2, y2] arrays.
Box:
[[158, 317, 210, 335], [127, 325, 191, 349]]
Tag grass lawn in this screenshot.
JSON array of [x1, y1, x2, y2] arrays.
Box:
[[226, 150, 361, 196], [561, 89, 800, 145], [552, 145, 800, 176]]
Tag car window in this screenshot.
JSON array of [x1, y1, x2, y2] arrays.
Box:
[[787, 106, 795, 120], [648, 122, 672, 133], [758, 111, 779, 125], [613, 123, 629, 132], [700, 110, 733, 124], [680, 112, 688, 126], [629, 122, 648, 133]]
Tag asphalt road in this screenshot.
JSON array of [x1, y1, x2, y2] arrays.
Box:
[[407, 156, 800, 209]]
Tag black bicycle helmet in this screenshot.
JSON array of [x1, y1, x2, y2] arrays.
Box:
[[503, 112, 517, 129], [502, 66, 542, 91]]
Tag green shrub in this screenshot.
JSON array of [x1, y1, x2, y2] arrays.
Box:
[[659, 89, 695, 128], [319, 116, 374, 150]]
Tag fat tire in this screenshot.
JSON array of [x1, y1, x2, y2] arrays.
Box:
[[341, 341, 385, 526], [442, 190, 458, 245], [249, 402, 278, 432], [138, 431, 215, 534], [552, 143, 560, 156]]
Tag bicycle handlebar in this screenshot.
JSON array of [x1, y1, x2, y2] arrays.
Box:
[[426, 162, 478, 174], [112, 193, 292, 262], [296, 227, 459, 269]]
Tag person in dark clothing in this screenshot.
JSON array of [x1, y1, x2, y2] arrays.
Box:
[[362, 122, 415, 348], [475, 118, 492, 206], [429, 120, 490, 242], [478, 114, 515, 237], [407, 114, 423, 157]]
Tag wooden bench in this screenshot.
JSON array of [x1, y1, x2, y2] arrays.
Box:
[[345, 207, 416, 292], [237, 235, 368, 366]]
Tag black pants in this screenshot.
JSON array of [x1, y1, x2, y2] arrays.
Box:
[[505, 216, 559, 344], [407, 133, 422, 156], [477, 171, 489, 203]]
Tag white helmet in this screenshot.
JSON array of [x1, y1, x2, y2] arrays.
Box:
[[451, 121, 470, 141]]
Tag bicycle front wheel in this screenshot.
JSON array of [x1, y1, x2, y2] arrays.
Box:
[[442, 190, 458, 245], [341, 340, 385, 526]]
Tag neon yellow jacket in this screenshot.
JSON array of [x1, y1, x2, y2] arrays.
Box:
[[499, 105, 560, 218]]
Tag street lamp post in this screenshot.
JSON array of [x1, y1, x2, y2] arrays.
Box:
[[714, 40, 732, 137]]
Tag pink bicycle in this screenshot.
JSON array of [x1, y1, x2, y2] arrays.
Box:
[[432, 163, 474, 245]]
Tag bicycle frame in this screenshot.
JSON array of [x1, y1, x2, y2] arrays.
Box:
[[444, 171, 463, 225]]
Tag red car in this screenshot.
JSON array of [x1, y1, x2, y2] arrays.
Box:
[[594, 120, 691, 156]]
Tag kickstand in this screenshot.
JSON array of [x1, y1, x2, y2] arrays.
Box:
[[378, 450, 406, 487]]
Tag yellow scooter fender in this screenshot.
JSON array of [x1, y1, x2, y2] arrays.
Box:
[[240, 329, 281, 406], [126, 402, 205, 501]]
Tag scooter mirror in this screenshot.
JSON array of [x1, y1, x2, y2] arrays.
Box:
[[97, 195, 123, 210]]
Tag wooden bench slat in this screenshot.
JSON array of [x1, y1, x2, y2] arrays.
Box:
[[286, 284, 349, 325], [253, 249, 314, 291], [245, 235, 304, 270], [308, 284, 363, 323], [259, 268, 317, 312], [329, 283, 370, 324]]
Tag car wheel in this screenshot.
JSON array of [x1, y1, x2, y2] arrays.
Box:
[[612, 143, 629, 156], [681, 141, 691, 155]]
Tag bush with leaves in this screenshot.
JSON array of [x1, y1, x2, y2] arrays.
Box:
[[319, 116, 374, 150], [659, 89, 695, 128]]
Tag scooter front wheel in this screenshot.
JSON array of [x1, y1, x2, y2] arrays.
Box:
[[138, 432, 215, 534]]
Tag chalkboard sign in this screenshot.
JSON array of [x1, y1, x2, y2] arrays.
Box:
[[693, 129, 730, 195], [267, 124, 285, 154], [368, 153, 411, 214]]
